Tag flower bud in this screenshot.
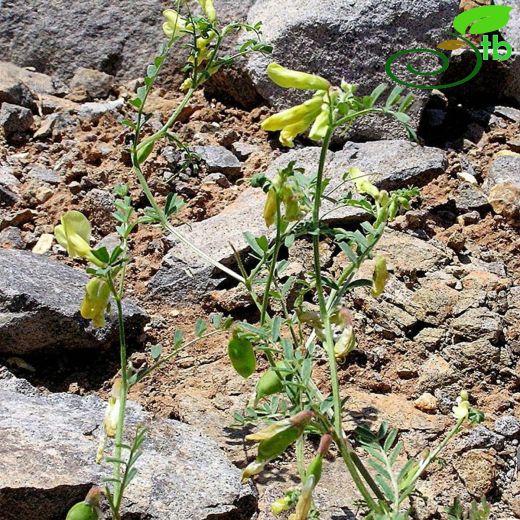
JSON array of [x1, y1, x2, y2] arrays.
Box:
[[80, 278, 111, 329], [136, 139, 155, 165], [267, 63, 330, 91], [308, 101, 330, 142], [371, 256, 389, 297]]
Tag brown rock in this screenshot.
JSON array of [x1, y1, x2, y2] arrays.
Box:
[[414, 392, 438, 413], [456, 450, 497, 497]]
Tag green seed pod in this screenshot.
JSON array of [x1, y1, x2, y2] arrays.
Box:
[[372, 256, 389, 297], [388, 199, 399, 220], [66, 503, 98, 520], [66, 487, 102, 520], [257, 424, 305, 462], [136, 139, 155, 165], [228, 332, 256, 379], [263, 189, 277, 227], [255, 365, 284, 405]]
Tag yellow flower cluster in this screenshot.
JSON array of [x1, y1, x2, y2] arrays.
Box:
[[261, 63, 332, 147]]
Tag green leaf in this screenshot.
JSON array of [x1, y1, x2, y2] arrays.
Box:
[[92, 246, 110, 264], [195, 318, 207, 337], [173, 329, 184, 348], [150, 343, 162, 360], [385, 86, 403, 109], [243, 232, 266, 257], [271, 315, 282, 342], [370, 83, 388, 105]]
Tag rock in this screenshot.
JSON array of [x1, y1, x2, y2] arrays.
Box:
[[456, 450, 497, 497], [493, 415, 520, 438], [231, 141, 259, 160], [0, 185, 20, 206], [495, 0, 520, 52], [0, 103, 34, 135], [26, 164, 61, 185], [0, 227, 25, 249], [488, 182, 520, 223], [152, 142, 446, 301], [233, 0, 458, 139], [77, 99, 124, 122], [414, 392, 438, 413], [451, 182, 489, 212], [0, 61, 65, 110], [0, 2, 163, 80], [82, 188, 116, 235], [443, 339, 500, 373], [203, 172, 231, 188], [0, 249, 148, 354], [406, 280, 460, 326], [0, 208, 35, 231], [193, 145, 242, 177], [493, 105, 520, 123], [414, 327, 444, 350], [69, 67, 114, 101], [455, 425, 504, 453], [487, 154, 520, 190], [32, 233, 54, 255], [0, 372, 257, 520], [417, 354, 458, 393], [35, 186, 53, 203], [450, 308, 502, 343]]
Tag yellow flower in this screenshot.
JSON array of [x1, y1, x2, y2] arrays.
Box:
[[452, 391, 470, 420], [104, 378, 122, 438], [54, 211, 104, 267], [267, 63, 330, 91], [198, 0, 216, 22], [271, 496, 292, 516], [371, 256, 389, 297], [262, 94, 324, 133], [163, 9, 189, 38], [334, 325, 356, 362], [289, 476, 315, 520], [80, 278, 111, 328]]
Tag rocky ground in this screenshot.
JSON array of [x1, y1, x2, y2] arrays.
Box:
[[1, 0, 520, 519]]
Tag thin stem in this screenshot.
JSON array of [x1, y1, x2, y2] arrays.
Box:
[[260, 195, 282, 325], [111, 295, 129, 514]]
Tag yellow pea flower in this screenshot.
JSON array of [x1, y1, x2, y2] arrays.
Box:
[[198, 0, 216, 22], [372, 256, 389, 297], [162, 9, 189, 38], [54, 211, 104, 267], [262, 94, 324, 132], [80, 277, 111, 329], [271, 495, 292, 515], [267, 63, 330, 91], [334, 325, 356, 362], [452, 390, 470, 420]]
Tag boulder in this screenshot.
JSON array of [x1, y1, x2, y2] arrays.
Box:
[[221, 0, 458, 139], [69, 67, 115, 101], [151, 141, 446, 301], [0, 370, 256, 520], [0, 249, 149, 354], [0, 103, 33, 135]]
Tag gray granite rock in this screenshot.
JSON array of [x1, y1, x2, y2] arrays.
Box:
[[151, 142, 446, 301], [487, 154, 520, 190], [0, 249, 148, 354], [193, 145, 242, 177], [450, 307, 503, 343], [0, 103, 33, 134], [228, 0, 458, 139], [26, 165, 61, 185], [493, 415, 520, 438], [0, 371, 256, 520]]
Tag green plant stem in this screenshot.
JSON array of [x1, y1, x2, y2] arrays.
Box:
[[260, 195, 283, 325], [311, 128, 382, 510], [112, 296, 129, 516]]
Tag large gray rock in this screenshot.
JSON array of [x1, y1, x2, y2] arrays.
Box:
[[0, 249, 148, 354], [0, 371, 256, 520], [223, 0, 458, 139], [151, 141, 446, 301], [0, 1, 252, 82]]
